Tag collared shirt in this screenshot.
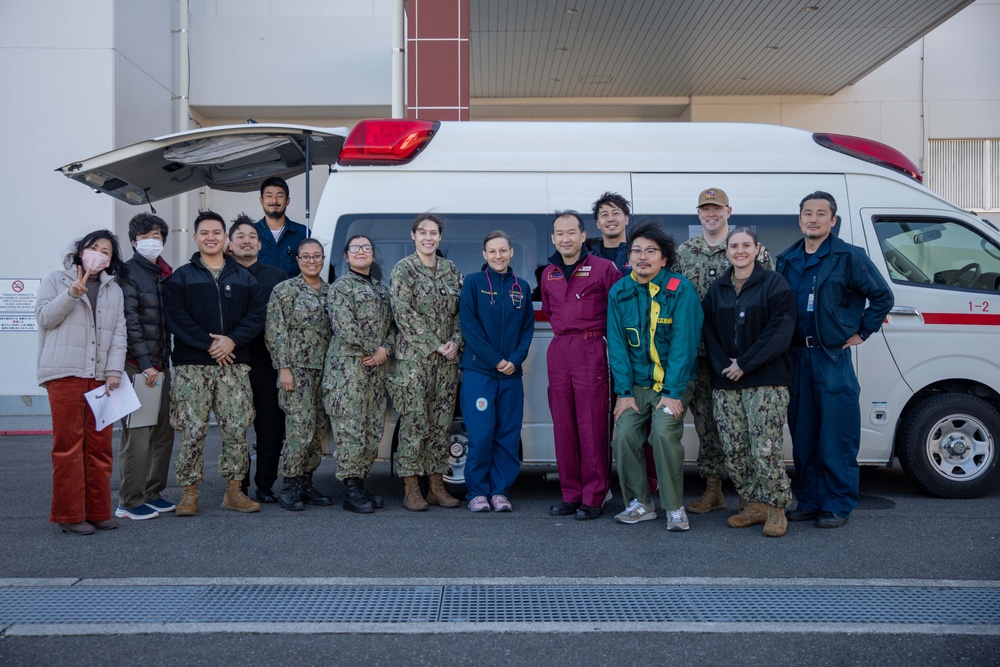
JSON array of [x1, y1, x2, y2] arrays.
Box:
[[782, 236, 833, 340]]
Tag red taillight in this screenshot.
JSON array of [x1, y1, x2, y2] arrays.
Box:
[[338, 119, 440, 166], [814, 133, 922, 182]]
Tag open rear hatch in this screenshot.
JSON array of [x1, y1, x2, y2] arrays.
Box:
[[57, 123, 348, 205]]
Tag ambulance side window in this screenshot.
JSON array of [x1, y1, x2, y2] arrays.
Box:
[[873, 218, 1000, 292]]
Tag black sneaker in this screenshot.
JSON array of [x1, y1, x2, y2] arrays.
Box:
[[575, 504, 604, 521], [549, 501, 581, 516]]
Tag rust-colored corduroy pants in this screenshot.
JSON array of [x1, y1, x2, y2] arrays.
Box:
[[47, 377, 114, 524]]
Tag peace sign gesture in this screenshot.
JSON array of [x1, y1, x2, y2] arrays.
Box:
[[69, 266, 90, 298]]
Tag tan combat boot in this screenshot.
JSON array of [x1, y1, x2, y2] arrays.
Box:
[[222, 480, 261, 513], [687, 475, 726, 514], [175, 485, 199, 517], [403, 476, 429, 512], [726, 501, 768, 528], [762, 506, 788, 537], [426, 473, 461, 508]]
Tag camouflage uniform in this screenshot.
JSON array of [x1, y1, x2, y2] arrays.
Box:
[[388, 253, 464, 477], [712, 386, 791, 507], [265, 275, 332, 478], [171, 364, 255, 485], [324, 271, 395, 480], [675, 236, 773, 479]]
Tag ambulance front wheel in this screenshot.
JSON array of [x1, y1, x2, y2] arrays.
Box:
[[898, 392, 1000, 498]]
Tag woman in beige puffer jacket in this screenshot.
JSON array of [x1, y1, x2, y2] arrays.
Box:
[[35, 230, 127, 535]]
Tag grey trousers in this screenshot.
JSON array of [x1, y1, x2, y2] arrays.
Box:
[[117, 363, 175, 509]]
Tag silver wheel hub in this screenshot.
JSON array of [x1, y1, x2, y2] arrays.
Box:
[[926, 413, 994, 481]]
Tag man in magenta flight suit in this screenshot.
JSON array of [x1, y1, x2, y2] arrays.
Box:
[[541, 210, 623, 520]]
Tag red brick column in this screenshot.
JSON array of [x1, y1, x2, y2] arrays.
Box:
[[407, 0, 469, 121]]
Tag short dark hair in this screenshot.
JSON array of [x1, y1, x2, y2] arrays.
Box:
[[228, 212, 257, 240], [726, 226, 759, 246], [75, 229, 125, 276], [592, 192, 631, 219], [799, 191, 838, 217], [412, 213, 445, 235], [298, 238, 323, 255], [483, 230, 511, 250], [194, 210, 226, 233], [552, 210, 585, 232], [260, 176, 289, 198], [343, 234, 375, 256], [627, 220, 677, 270], [127, 213, 169, 244]]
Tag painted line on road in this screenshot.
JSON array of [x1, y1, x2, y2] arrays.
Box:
[[4, 621, 998, 637], [0, 576, 993, 589]]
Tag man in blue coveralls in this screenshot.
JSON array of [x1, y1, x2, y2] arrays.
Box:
[[776, 191, 893, 528]]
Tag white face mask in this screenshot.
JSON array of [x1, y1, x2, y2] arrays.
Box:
[[135, 238, 164, 262]]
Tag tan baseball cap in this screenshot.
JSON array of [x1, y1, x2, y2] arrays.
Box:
[[697, 188, 730, 208]]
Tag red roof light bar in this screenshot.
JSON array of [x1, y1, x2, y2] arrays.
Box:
[[814, 133, 922, 183], [338, 119, 440, 166]]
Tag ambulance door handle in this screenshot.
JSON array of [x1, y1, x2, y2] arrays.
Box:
[[887, 305, 924, 326]]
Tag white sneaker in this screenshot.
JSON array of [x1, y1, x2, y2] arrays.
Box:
[[666, 506, 690, 531], [615, 498, 657, 524]]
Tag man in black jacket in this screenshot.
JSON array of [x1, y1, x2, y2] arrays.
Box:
[[164, 211, 266, 516], [115, 213, 175, 521], [228, 214, 297, 504]]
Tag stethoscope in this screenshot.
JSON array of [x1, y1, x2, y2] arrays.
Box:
[[485, 269, 524, 309]]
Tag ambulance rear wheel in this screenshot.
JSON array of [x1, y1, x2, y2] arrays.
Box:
[[898, 393, 1000, 498]]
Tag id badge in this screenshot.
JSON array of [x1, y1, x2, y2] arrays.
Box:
[[806, 292, 815, 312]]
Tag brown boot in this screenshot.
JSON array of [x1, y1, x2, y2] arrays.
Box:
[[726, 501, 768, 528], [175, 485, 199, 517], [687, 475, 726, 514], [762, 506, 788, 537], [403, 476, 429, 512], [222, 480, 261, 513], [426, 473, 460, 508]]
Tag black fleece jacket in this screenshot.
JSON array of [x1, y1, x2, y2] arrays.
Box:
[[701, 262, 796, 389], [164, 253, 266, 367]]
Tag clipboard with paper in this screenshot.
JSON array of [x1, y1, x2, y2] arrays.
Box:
[[128, 374, 163, 428], [85, 381, 142, 431]]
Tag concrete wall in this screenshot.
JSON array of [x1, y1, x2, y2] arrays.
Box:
[[0, 0, 177, 411]]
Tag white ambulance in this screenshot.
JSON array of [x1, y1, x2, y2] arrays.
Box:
[[60, 119, 1000, 498]]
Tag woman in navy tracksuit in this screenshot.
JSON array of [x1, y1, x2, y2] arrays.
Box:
[[459, 230, 535, 512]]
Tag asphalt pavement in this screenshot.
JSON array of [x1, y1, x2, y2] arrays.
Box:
[[1, 425, 998, 665]]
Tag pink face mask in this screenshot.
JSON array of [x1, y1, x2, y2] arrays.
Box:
[[81, 249, 111, 274]]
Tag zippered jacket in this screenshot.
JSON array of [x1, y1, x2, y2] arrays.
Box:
[[460, 267, 535, 378], [36, 267, 127, 386], [607, 267, 702, 399], [702, 262, 795, 389], [118, 254, 172, 371], [540, 248, 621, 335], [775, 236, 894, 361], [164, 253, 266, 366]]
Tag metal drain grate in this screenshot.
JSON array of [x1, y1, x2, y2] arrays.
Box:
[[0, 584, 997, 626], [0, 586, 205, 624], [439, 585, 1000, 624], [184, 586, 442, 624]]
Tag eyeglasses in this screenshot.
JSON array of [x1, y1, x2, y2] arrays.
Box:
[[347, 245, 374, 254], [298, 254, 325, 263], [628, 247, 661, 258]]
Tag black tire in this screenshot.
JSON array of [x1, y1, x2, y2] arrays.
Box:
[[898, 392, 1000, 498]]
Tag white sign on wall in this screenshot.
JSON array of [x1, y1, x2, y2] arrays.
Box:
[[0, 278, 40, 331]]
